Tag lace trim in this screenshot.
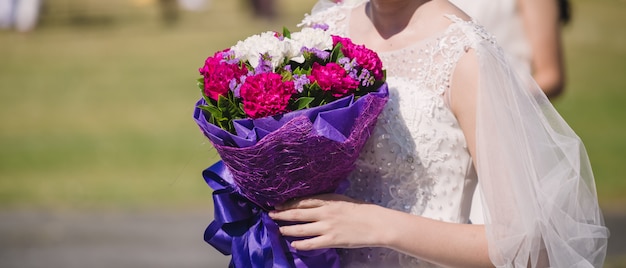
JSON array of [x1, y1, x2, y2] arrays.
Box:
[[298, 4, 349, 37]]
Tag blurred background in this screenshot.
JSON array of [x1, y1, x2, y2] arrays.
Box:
[[0, 0, 624, 267]]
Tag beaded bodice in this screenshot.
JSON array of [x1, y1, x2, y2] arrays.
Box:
[[299, 4, 495, 268]]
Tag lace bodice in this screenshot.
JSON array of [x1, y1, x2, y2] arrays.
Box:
[[299, 4, 495, 268]]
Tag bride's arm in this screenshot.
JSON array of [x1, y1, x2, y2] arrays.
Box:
[[270, 194, 493, 268], [269, 49, 495, 267]]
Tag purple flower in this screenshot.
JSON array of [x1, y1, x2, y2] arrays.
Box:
[[220, 50, 240, 65], [302, 47, 330, 60], [230, 75, 247, 98], [254, 56, 273, 74], [337, 57, 351, 67], [293, 74, 310, 93], [311, 23, 329, 31], [358, 69, 374, 87], [348, 68, 359, 81], [338, 57, 359, 78]]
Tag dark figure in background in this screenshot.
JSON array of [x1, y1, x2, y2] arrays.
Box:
[[558, 0, 571, 24], [248, 0, 276, 20]]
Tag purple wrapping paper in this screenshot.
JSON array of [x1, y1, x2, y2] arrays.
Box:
[[194, 83, 389, 209], [194, 83, 388, 268]]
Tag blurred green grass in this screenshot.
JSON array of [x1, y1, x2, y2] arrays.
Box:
[[554, 0, 626, 210], [0, 0, 624, 213], [0, 0, 318, 209]]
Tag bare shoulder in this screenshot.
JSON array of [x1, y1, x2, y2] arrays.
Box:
[[416, 0, 472, 29]]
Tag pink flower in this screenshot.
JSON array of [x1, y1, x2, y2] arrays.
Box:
[[240, 73, 296, 119], [199, 50, 248, 101], [309, 62, 359, 97], [332, 36, 384, 80]]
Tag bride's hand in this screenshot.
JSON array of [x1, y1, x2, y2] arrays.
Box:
[[268, 193, 389, 251]]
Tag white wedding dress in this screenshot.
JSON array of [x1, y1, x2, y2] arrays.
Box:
[[300, 1, 608, 267]]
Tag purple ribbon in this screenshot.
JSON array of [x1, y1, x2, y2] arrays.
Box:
[[202, 161, 341, 268]]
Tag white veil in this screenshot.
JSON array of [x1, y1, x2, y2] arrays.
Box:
[[310, 0, 366, 14], [471, 36, 609, 267]]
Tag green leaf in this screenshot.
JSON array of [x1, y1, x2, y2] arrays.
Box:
[[294, 97, 315, 110], [330, 43, 345, 62], [228, 90, 245, 119], [198, 104, 222, 118], [217, 94, 232, 113], [293, 66, 309, 75], [308, 81, 323, 97], [208, 91, 247, 134], [197, 78, 205, 91], [281, 70, 293, 81], [282, 27, 291, 39]]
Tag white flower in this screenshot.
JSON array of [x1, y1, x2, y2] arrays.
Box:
[[230, 31, 291, 70], [289, 27, 333, 53], [284, 28, 333, 64], [230, 28, 333, 70]]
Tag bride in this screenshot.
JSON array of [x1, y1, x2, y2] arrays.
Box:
[[268, 0, 609, 267]]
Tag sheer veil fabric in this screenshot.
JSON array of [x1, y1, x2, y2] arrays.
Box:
[[311, 0, 367, 13], [308, 1, 609, 267], [474, 40, 608, 267]]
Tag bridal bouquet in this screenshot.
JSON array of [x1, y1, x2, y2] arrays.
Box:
[[193, 25, 388, 268]]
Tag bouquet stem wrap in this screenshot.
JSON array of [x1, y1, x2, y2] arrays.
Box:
[[203, 161, 341, 268], [194, 83, 389, 267]]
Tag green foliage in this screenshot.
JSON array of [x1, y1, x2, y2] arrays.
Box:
[[554, 0, 626, 207], [282, 26, 291, 39], [198, 91, 246, 134], [293, 97, 315, 110], [329, 41, 344, 63]]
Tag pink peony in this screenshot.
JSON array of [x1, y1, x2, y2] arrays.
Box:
[[309, 62, 359, 97], [332, 36, 384, 80], [240, 73, 296, 119], [199, 50, 248, 101]]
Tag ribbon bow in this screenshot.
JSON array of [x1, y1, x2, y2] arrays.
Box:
[[202, 161, 340, 268]]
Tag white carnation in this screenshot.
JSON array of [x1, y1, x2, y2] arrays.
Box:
[[230, 31, 291, 70], [230, 28, 333, 70], [290, 27, 333, 52]]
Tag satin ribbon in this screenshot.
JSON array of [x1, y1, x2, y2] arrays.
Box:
[[202, 161, 340, 268]]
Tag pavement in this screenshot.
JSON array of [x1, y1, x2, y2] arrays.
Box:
[[0, 209, 230, 268], [0, 208, 624, 268]]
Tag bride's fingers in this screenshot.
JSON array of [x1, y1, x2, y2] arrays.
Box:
[[268, 207, 321, 222], [279, 221, 327, 238], [274, 196, 329, 210], [290, 234, 334, 251]]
